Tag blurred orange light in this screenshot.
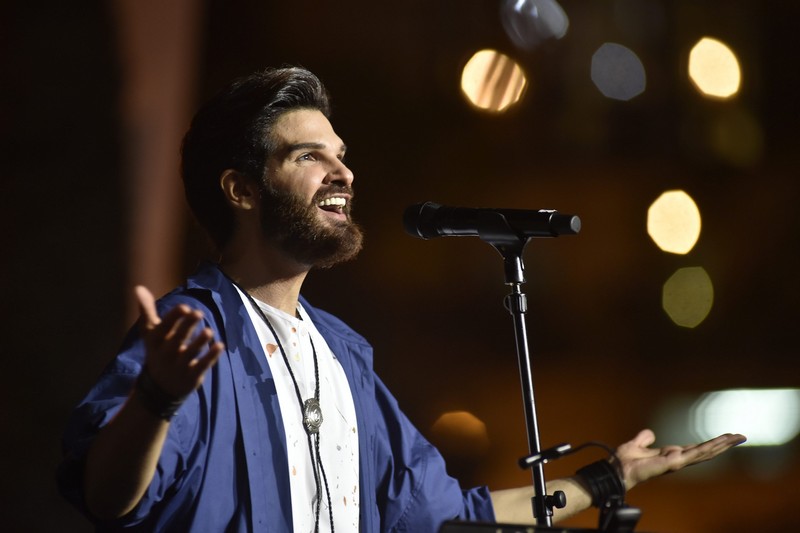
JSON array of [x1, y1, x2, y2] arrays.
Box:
[[430, 410, 491, 458], [461, 49, 527, 112]]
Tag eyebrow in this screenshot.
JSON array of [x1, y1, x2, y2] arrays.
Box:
[[284, 142, 347, 155]]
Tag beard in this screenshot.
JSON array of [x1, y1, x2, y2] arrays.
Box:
[[257, 181, 364, 269]]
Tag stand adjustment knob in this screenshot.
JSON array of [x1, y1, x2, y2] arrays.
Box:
[[547, 490, 567, 510]]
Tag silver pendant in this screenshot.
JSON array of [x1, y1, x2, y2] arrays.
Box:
[[303, 397, 323, 434]]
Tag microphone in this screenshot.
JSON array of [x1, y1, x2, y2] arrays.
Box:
[[403, 201, 581, 240]]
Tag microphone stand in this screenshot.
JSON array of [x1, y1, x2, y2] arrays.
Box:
[[475, 212, 563, 527], [412, 205, 643, 533]]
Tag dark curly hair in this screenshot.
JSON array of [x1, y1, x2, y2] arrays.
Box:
[[181, 67, 331, 250]]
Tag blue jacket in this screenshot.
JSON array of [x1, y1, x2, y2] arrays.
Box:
[[59, 263, 495, 531]]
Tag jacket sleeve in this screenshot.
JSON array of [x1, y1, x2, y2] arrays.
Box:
[[371, 373, 495, 532], [56, 299, 202, 527]]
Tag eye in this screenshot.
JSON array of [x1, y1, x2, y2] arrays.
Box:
[[297, 152, 316, 162]]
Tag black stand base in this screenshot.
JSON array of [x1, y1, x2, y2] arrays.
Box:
[[440, 521, 598, 532], [440, 521, 649, 533]]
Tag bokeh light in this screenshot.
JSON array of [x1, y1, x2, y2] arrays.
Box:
[[461, 50, 527, 112], [590, 42, 646, 101], [500, 0, 569, 51], [692, 389, 800, 446], [647, 190, 702, 254], [689, 37, 741, 99], [430, 410, 491, 458], [662, 266, 714, 328]]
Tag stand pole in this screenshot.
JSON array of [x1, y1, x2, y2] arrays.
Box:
[[498, 246, 552, 527]]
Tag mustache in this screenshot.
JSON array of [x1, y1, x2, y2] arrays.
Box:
[[312, 185, 354, 202]]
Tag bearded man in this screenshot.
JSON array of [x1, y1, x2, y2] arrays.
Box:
[[58, 67, 744, 532]]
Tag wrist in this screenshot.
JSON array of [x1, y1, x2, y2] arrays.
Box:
[[575, 459, 626, 508], [134, 366, 187, 421]]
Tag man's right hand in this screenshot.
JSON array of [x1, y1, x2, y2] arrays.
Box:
[[135, 285, 224, 398]]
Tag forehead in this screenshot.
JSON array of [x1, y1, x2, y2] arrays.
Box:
[[270, 108, 343, 148]]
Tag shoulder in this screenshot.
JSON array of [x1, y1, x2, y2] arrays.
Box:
[[154, 262, 239, 329], [157, 287, 219, 315]]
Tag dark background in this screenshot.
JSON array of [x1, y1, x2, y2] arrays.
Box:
[[3, 1, 798, 531]]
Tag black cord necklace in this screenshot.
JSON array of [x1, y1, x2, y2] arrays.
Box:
[[236, 284, 334, 533]]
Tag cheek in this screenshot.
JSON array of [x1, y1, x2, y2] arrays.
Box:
[[299, 177, 325, 203], [304, 183, 320, 200], [270, 170, 312, 198], [271, 166, 326, 205]]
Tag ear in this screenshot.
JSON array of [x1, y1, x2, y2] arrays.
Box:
[[220, 169, 259, 211]]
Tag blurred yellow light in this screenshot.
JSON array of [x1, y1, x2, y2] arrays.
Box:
[[461, 49, 527, 112], [688, 37, 741, 99], [430, 410, 490, 458], [662, 266, 714, 328], [692, 388, 800, 446], [647, 190, 702, 255]]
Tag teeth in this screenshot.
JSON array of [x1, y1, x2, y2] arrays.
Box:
[[319, 197, 347, 207]]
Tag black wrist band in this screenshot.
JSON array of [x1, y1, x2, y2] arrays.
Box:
[[576, 459, 625, 508], [135, 366, 186, 421]]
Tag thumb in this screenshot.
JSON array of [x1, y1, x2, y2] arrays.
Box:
[[633, 428, 656, 448], [134, 285, 161, 329]]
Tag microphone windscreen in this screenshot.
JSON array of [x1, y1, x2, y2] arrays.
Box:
[[402, 202, 441, 239]]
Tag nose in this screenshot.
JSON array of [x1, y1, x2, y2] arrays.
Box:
[[324, 158, 354, 187]]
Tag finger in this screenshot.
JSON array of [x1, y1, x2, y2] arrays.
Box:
[[179, 326, 216, 362], [634, 428, 656, 448], [684, 434, 745, 458], [153, 304, 195, 342], [715, 433, 747, 446], [699, 434, 746, 457], [617, 428, 659, 459], [669, 435, 742, 469], [135, 285, 161, 329], [165, 310, 205, 352], [189, 341, 224, 382]]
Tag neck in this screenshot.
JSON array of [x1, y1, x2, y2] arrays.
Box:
[[219, 235, 310, 316]]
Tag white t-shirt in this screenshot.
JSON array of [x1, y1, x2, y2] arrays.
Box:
[[236, 288, 360, 532]]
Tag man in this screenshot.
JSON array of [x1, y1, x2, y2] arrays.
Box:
[[58, 67, 745, 531]]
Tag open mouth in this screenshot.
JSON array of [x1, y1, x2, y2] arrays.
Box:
[[318, 196, 347, 213]]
